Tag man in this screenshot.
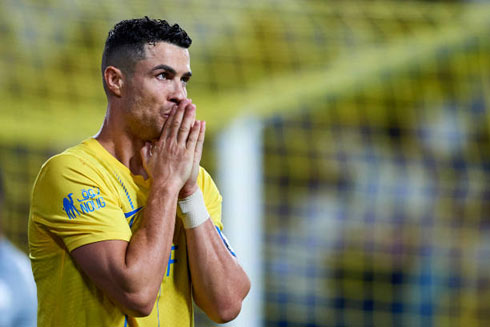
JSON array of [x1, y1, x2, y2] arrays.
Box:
[[28, 17, 250, 327], [0, 170, 37, 327]]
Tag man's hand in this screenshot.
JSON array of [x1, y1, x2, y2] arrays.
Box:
[[179, 100, 206, 199], [141, 99, 202, 193]]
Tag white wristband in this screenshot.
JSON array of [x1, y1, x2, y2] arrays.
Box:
[[177, 188, 209, 229]]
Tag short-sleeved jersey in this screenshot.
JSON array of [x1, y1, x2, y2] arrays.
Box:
[[28, 138, 223, 327]]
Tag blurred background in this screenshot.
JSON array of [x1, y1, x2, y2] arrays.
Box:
[[1, 0, 490, 326]]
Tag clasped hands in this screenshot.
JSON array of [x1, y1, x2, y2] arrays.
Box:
[[140, 99, 205, 199]]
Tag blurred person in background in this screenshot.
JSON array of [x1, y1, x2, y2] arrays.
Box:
[[28, 17, 250, 327], [0, 170, 37, 327]]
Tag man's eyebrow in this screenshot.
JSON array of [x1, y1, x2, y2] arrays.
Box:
[[151, 64, 176, 74], [151, 64, 192, 78]]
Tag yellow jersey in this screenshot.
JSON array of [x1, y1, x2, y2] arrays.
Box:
[[28, 138, 223, 327]]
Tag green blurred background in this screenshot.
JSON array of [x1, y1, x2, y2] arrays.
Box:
[[1, 0, 489, 326]]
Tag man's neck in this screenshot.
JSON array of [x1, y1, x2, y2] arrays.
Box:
[[94, 116, 148, 178]]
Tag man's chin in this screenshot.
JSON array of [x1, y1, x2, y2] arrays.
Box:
[[140, 127, 162, 142]]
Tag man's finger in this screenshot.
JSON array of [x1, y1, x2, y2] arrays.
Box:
[[164, 100, 188, 141], [194, 120, 206, 160], [177, 103, 196, 144], [186, 120, 201, 150], [140, 142, 152, 172], [159, 106, 177, 141], [168, 104, 186, 140]]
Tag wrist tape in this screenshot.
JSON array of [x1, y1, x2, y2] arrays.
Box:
[[177, 188, 209, 229]]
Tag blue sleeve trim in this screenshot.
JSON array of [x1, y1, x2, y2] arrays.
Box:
[[215, 226, 237, 257]]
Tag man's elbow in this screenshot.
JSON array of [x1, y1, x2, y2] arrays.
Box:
[[201, 275, 251, 323], [211, 285, 250, 323], [220, 275, 251, 322], [121, 291, 156, 317], [126, 302, 154, 318], [210, 298, 243, 324]]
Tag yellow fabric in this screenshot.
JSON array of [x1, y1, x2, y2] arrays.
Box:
[[28, 138, 223, 327]]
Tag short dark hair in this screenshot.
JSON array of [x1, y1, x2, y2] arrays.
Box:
[[101, 17, 192, 93]]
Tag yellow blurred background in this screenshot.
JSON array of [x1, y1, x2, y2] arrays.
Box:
[[1, 0, 489, 326]]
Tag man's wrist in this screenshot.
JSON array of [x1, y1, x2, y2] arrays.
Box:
[[150, 179, 182, 199], [177, 188, 209, 229], [179, 183, 199, 199]]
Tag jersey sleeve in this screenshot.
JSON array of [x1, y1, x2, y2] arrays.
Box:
[[30, 153, 132, 252], [198, 167, 223, 230]]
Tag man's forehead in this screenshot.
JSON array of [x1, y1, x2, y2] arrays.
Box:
[[134, 42, 190, 74], [143, 42, 190, 60]]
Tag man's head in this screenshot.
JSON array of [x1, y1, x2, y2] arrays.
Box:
[[101, 17, 192, 95], [101, 17, 194, 141]]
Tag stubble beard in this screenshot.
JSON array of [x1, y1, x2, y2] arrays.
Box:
[[125, 106, 163, 142]]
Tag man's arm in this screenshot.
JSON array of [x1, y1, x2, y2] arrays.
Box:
[[71, 101, 201, 317], [178, 116, 251, 323], [70, 189, 178, 317], [186, 219, 251, 323]]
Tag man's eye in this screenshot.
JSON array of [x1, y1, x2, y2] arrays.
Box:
[[157, 73, 167, 80]]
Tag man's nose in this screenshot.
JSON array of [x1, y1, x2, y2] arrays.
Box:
[[168, 81, 186, 104]]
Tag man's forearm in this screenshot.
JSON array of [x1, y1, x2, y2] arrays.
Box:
[[185, 219, 251, 323], [121, 185, 179, 309], [71, 184, 179, 317]]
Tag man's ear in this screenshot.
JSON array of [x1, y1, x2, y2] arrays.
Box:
[[104, 66, 124, 97]]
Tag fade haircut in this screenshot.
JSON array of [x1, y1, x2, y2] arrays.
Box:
[[101, 16, 192, 94]]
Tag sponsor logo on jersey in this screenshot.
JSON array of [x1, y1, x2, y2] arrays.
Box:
[[62, 187, 106, 219]]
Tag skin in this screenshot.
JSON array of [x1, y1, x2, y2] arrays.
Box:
[[71, 42, 250, 321]]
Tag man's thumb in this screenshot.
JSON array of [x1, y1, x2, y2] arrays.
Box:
[[140, 142, 152, 165]]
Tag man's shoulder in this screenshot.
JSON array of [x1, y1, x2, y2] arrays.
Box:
[[197, 166, 214, 189], [34, 139, 105, 188], [40, 139, 100, 173], [197, 166, 213, 181], [198, 166, 222, 197]]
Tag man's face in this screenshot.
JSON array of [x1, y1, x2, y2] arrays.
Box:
[[122, 42, 191, 141]]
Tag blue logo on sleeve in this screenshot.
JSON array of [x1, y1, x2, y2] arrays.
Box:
[[62, 187, 106, 219], [62, 193, 80, 219]]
